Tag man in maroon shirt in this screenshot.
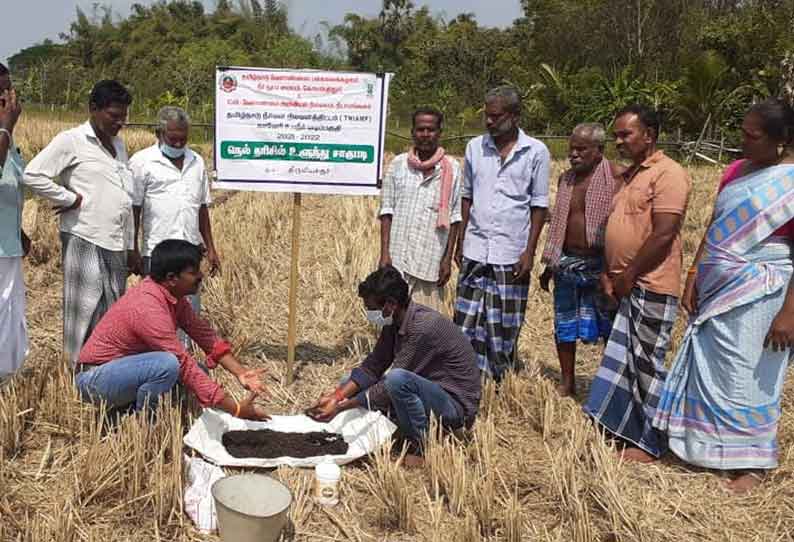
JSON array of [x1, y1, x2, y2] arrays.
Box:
[[308, 266, 481, 467], [76, 239, 268, 419]]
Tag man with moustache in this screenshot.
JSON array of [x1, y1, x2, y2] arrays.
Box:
[[23, 80, 139, 365], [453, 86, 551, 380], [378, 106, 462, 311], [584, 104, 691, 463], [539, 123, 620, 396], [75, 239, 269, 420]]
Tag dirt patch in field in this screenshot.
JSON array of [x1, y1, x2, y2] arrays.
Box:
[[222, 429, 348, 458]]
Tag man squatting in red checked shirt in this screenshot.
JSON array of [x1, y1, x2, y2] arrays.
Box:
[[75, 239, 269, 420]]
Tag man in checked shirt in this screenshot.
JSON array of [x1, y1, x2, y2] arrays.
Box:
[[378, 106, 462, 312], [75, 239, 269, 420], [308, 266, 481, 467]]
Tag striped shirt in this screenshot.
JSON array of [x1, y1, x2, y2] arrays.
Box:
[[350, 302, 481, 423], [78, 277, 230, 406]]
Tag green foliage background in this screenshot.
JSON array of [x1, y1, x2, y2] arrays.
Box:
[[8, 0, 794, 143]]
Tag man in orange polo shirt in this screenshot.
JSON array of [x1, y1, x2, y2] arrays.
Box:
[[584, 104, 691, 463]]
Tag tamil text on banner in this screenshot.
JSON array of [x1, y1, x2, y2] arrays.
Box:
[[214, 67, 391, 196]]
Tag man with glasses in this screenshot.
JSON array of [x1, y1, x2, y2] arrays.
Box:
[[23, 80, 137, 366]]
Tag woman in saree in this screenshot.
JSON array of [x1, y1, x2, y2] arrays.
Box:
[[653, 98, 794, 493]]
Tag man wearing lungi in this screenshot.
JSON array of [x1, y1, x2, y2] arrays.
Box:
[[23, 80, 138, 366], [584, 104, 691, 463], [453, 85, 550, 380], [0, 63, 31, 380], [539, 123, 620, 396]]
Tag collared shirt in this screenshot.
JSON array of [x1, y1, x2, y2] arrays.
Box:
[[22, 121, 134, 251], [0, 138, 25, 258], [605, 150, 691, 297], [350, 302, 481, 423], [130, 144, 212, 256], [379, 153, 462, 282], [462, 129, 551, 265], [79, 277, 230, 407]]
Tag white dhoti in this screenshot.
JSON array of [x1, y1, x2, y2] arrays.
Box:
[[0, 257, 28, 378]]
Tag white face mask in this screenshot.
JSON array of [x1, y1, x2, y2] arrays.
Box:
[[366, 309, 393, 327]]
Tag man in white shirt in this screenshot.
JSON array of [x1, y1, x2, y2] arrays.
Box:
[[378, 107, 462, 311], [23, 80, 136, 365], [130, 106, 219, 347]]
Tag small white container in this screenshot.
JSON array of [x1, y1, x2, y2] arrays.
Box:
[[314, 456, 341, 506]]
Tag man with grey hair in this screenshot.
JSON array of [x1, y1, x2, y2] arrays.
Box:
[[453, 85, 551, 380], [130, 106, 219, 348], [539, 123, 621, 396]]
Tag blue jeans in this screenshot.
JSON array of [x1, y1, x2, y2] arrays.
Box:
[[75, 352, 180, 412], [382, 368, 463, 444]]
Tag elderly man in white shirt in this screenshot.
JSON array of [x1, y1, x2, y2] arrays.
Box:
[[130, 106, 219, 348], [23, 80, 135, 366]]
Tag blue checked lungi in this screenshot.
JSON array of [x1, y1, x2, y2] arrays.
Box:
[[583, 287, 678, 457], [453, 257, 528, 380], [553, 254, 615, 344]]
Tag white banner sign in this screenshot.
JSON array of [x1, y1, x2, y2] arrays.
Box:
[[214, 67, 391, 195]]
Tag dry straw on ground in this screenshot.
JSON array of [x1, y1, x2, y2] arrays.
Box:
[[2, 116, 794, 541]]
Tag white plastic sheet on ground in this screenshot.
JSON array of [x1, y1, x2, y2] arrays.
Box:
[[183, 407, 397, 468], [183, 454, 224, 533]]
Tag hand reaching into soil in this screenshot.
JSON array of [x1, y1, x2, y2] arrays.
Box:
[[307, 393, 347, 422], [236, 392, 270, 421]]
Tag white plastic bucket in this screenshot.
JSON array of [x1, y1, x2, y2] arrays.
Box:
[[211, 473, 292, 542]]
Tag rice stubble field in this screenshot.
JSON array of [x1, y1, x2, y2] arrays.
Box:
[[2, 116, 794, 541]]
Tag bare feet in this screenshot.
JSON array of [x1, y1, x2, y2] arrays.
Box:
[[725, 471, 764, 494], [617, 446, 657, 464], [403, 453, 425, 469]]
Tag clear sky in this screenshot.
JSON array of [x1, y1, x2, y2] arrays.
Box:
[[1, 0, 524, 65]]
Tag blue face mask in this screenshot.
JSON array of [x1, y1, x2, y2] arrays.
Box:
[[160, 142, 186, 159]]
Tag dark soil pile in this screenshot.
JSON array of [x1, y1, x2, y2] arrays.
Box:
[[222, 429, 349, 459]]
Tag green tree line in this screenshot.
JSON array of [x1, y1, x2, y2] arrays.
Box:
[[8, 0, 794, 139]]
